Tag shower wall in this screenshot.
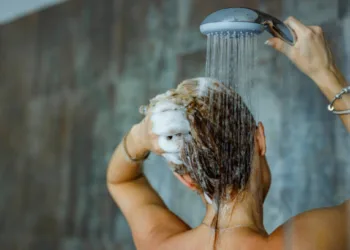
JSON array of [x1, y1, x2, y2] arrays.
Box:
[[0, 0, 349, 249]]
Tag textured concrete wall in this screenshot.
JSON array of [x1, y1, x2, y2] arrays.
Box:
[[0, 0, 349, 249]]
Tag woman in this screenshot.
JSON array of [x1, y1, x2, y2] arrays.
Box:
[[107, 17, 350, 250]]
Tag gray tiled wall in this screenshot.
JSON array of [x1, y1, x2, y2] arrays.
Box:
[[0, 0, 349, 249]]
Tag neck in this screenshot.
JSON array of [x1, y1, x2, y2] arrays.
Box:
[[201, 191, 266, 235]]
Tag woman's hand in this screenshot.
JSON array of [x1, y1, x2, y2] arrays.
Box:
[[128, 106, 191, 160], [128, 115, 164, 158], [265, 16, 335, 81], [266, 16, 350, 132]]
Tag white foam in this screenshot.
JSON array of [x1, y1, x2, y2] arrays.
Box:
[[198, 78, 210, 96], [194, 77, 218, 96], [151, 100, 182, 113], [162, 153, 183, 165], [158, 134, 184, 153], [151, 110, 190, 136], [204, 192, 213, 204], [148, 91, 193, 167]]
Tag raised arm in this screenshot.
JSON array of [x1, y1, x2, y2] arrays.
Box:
[[264, 16, 350, 250], [107, 115, 190, 250], [266, 16, 350, 132]]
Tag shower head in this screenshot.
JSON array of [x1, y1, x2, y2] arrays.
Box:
[[200, 8, 295, 45]]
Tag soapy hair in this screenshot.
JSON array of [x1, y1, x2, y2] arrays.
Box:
[[143, 78, 256, 204], [176, 78, 256, 202]]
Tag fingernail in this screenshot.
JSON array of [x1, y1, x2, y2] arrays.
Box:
[[264, 40, 271, 46]]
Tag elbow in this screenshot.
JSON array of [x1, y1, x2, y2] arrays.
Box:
[[106, 161, 120, 187], [106, 170, 120, 197], [106, 176, 115, 188], [106, 181, 116, 197], [106, 171, 115, 193]]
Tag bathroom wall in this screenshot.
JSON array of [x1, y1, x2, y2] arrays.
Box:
[[0, 0, 349, 249]]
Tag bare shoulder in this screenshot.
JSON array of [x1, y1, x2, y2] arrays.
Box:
[[267, 200, 350, 250]]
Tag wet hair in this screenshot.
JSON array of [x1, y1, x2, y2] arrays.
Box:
[[141, 78, 257, 249], [171, 78, 257, 203], [143, 77, 257, 204]]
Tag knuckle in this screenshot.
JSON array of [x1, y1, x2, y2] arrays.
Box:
[[285, 16, 292, 23], [315, 26, 322, 32], [304, 29, 314, 37]]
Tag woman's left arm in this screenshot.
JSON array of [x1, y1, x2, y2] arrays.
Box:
[[107, 119, 190, 250]]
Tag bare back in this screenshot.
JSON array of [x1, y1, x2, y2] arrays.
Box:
[[148, 201, 350, 250], [267, 201, 350, 250]]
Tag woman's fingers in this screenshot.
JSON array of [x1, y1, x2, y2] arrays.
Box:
[[267, 16, 335, 81], [265, 37, 293, 58], [148, 107, 192, 155], [284, 16, 308, 34], [152, 133, 191, 156], [309, 25, 323, 34], [150, 138, 166, 155]]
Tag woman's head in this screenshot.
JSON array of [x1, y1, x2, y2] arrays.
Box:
[[142, 77, 270, 204]]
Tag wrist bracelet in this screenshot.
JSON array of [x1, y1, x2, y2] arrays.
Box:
[[328, 86, 350, 115], [123, 130, 150, 163]]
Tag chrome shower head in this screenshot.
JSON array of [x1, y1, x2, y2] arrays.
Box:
[[200, 8, 295, 45]]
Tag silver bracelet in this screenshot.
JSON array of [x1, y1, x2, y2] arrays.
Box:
[[328, 86, 350, 115]]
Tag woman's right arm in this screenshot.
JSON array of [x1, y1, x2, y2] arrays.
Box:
[[264, 16, 350, 250], [266, 16, 350, 132]]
